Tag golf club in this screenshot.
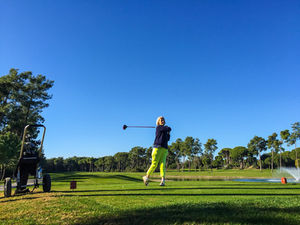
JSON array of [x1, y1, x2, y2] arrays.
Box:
[[123, 125, 155, 130]]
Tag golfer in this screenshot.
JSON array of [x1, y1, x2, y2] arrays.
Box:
[[143, 116, 171, 186]]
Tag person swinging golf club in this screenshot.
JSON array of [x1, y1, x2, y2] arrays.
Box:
[[143, 116, 171, 186]]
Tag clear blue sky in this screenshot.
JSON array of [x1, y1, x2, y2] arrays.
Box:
[[1, 0, 299, 158]]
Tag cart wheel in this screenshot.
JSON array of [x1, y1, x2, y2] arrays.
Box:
[[4, 178, 12, 197], [43, 174, 51, 192]]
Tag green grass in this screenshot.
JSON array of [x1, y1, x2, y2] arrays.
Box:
[[1, 170, 300, 225]]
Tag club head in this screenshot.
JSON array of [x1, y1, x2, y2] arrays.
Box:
[[123, 125, 128, 130]]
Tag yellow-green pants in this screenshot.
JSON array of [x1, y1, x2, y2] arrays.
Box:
[[146, 147, 168, 178]]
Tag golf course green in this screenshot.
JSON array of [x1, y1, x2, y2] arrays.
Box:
[[1, 170, 300, 225]]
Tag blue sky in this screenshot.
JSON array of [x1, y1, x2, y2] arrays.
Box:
[[1, 0, 299, 158]]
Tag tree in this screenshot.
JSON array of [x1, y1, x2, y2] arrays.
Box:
[[290, 148, 300, 166], [244, 148, 257, 168], [0, 69, 27, 129], [289, 122, 300, 168], [201, 154, 211, 170], [128, 146, 146, 171], [54, 157, 65, 172], [182, 137, 202, 171], [169, 138, 183, 172], [193, 138, 203, 171], [261, 153, 272, 169], [114, 152, 129, 172], [0, 132, 20, 179], [281, 151, 294, 167], [64, 157, 79, 172], [280, 130, 290, 170], [1, 69, 54, 138], [204, 139, 218, 170], [104, 156, 115, 172], [230, 146, 248, 169], [166, 148, 176, 169], [180, 140, 187, 172], [78, 158, 90, 171], [95, 157, 105, 172], [145, 147, 152, 169], [247, 136, 267, 171], [87, 157, 96, 172], [212, 155, 224, 169], [44, 158, 55, 172], [268, 133, 280, 172], [219, 148, 231, 168]]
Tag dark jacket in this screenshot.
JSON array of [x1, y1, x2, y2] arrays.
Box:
[[153, 125, 171, 149]]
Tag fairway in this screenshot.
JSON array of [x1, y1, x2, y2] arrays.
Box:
[[1, 171, 300, 225]]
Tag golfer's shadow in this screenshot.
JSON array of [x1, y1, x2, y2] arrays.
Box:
[[52, 174, 142, 183]]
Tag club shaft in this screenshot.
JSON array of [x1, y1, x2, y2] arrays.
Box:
[[127, 126, 155, 128]]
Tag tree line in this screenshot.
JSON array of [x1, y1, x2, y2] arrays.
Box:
[[44, 123, 300, 173]]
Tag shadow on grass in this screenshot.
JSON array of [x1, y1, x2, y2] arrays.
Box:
[[0, 196, 39, 203], [73, 202, 300, 225], [210, 183, 299, 187], [52, 186, 300, 194], [52, 174, 141, 183], [51, 173, 102, 182], [110, 175, 141, 182], [59, 192, 300, 197], [3, 189, 299, 205]]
